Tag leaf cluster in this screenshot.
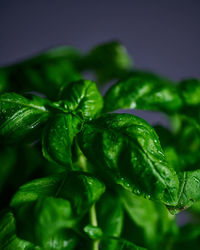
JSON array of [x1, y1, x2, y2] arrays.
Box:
[[0, 41, 200, 249]]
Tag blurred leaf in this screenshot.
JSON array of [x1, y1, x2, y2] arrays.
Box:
[[178, 78, 200, 106], [104, 72, 182, 113], [172, 223, 200, 250], [42, 113, 81, 167], [99, 236, 147, 250], [13, 197, 78, 248], [10, 171, 105, 248], [97, 192, 124, 237], [83, 41, 132, 83], [79, 113, 179, 205], [97, 192, 124, 250], [0, 67, 10, 93], [83, 224, 103, 240], [0, 210, 39, 250], [0, 147, 17, 193], [120, 189, 177, 250], [0, 93, 49, 143], [11, 171, 105, 216], [1, 46, 82, 99]]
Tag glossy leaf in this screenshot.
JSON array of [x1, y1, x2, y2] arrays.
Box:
[[178, 78, 200, 106], [58, 79, 103, 119], [11, 171, 105, 215], [42, 113, 81, 167], [0, 93, 49, 143], [0, 211, 39, 250], [79, 113, 179, 205], [168, 170, 200, 214], [104, 72, 182, 113], [83, 41, 132, 83]]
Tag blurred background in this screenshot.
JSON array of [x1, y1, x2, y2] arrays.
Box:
[[0, 0, 200, 80]]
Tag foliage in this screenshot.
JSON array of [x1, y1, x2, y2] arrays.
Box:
[[0, 41, 200, 249]]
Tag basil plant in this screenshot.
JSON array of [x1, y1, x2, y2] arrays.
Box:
[[0, 41, 200, 250]]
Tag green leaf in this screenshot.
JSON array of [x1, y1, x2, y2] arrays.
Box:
[[58, 79, 103, 119], [1, 46, 82, 99], [96, 192, 124, 250], [97, 192, 124, 237], [79, 113, 179, 205], [120, 189, 177, 249], [154, 126, 181, 172], [0, 211, 39, 250], [11, 171, 105, 215], [178, 78, 200, 106], [0, 147, 17, 194], [172, 223, 200, 250], [10, 172, 105, 248], [42, 113, 81, 167], [13, 196, 78, 249], [104, 72, 182, 113], [0, 67, 10, 93], [99, 237, 147, 250], [167, 115, 200, 171], [83, 41, 132, 83], [168, 170, 200, 214], [0, 93, 49, 143], [83, 224, 103, 240]]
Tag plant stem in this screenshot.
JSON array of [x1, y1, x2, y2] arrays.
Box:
[[90, 204, 99, 250]]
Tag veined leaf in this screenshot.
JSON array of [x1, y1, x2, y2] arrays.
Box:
[[79, 113, 179, 205], [104, 72, 182, 113], [0, 93, 49, 143], [42, 113, 81, 167], [168, 170, 200, 214], [58, 79, 103, 119], [83, 41, 132, 83], [10, 171, 105, 215], [178, 78, 200, 106]]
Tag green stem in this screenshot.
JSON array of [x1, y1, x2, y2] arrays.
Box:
[[90, 204, 99, 250]]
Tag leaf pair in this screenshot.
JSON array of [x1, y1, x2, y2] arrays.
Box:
[[0, 80, 103, 169]]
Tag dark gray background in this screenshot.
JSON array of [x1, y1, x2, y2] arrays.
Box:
[[0, 0, 200, 126], [0, 0, 200, 80]]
